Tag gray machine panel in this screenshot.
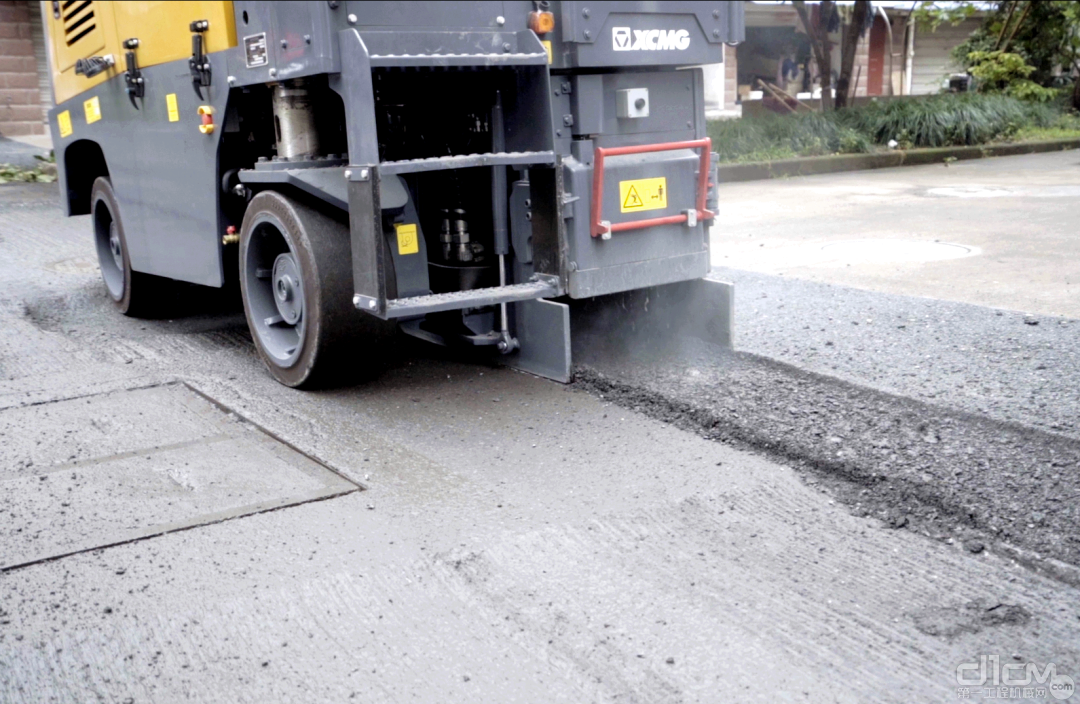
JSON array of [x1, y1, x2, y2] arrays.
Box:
[[562, 148, 707, 290], [570, 69, 701, 145], [230, 1, 340, 86], [345, 2, 508, 28], [557, 1, 732, 68], [50, 54, 230, 287]]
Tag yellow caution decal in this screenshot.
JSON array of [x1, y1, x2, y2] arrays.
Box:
[[166, 93, 180, 122], [542, 40, 553, 64], [619, 177, 667, 213], [395, 223, 419, 255], [83, 96, 101, 125], [57, 110, 73, 138]]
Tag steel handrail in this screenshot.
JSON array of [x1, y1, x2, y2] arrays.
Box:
[[590, 138, 714, 238]]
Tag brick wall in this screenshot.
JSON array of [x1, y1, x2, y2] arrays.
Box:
[[723, 44, 738, 109], [0, 0, 43, 137], [854, 34, 870, 97]]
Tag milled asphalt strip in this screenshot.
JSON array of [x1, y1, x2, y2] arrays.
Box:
[[573, 341, 1080, 586]]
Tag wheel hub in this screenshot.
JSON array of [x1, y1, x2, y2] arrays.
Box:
[[108, 223, 123, 270], [271, 253, 303, 325]]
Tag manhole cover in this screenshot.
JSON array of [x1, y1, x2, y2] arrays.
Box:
[[0, 383, 359, 570], [820, 239, 976, 264]]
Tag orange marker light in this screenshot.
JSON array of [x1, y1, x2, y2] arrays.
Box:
[[528, 11, 555, 35]]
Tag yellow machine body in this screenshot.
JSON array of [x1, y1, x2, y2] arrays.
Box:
[[45, 0, 236, 105]]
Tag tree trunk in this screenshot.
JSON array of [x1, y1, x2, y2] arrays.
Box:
[[794, 0, 835, 111], [835, 0, 871, 109], [1073, 69, 1080, 111]]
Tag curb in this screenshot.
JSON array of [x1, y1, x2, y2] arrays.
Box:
[[717, 138, 1080, 183]]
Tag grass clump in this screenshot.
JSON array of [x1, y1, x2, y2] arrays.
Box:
[[708, 93, 1078, 163]]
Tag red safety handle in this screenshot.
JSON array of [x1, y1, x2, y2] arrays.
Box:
[[591, 138, 714, 238]]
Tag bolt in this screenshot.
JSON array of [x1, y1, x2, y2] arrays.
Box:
[[268, 67, 277, 77], [304, 34, 311, 44], [280, 39, 288, 49], [344, 169, 352, 179], [368, 300, 376, 309], [352, 294, 361, 306], [227, 75, 237, 86], [713, 9, 720, 19], [496, 15, 505, 26], [347, 13, 357, 24], [583, 29, 591, 39], [359, 168, 369, 179], [582, 7, 590, 18], [503, 42, 511, 52], [525, 211, 532, 221]]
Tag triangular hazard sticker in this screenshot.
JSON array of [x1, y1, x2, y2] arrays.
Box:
[[623, 185, 644, 209]]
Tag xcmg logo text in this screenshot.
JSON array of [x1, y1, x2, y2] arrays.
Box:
[[612, 27, 691, 51]]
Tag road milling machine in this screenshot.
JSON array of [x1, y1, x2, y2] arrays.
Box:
[[45, 1, 744, 386]]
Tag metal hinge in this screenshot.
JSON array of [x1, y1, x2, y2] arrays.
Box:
[[123, 38, 144, 108], [189, 20, 212, 99]]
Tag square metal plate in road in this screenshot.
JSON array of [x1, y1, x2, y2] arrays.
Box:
[[0, 384, 358, 570]]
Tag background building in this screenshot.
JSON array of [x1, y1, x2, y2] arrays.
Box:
[[0, 0, 50, 145], [706, 1, 986, 117]]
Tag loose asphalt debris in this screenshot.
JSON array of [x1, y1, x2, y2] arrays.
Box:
[[573, 338, 1080, 583]]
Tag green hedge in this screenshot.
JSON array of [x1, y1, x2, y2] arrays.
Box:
[[707, 93, 1079, 164]]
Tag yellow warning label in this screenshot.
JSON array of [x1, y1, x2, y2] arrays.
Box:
[[619, 177, 667, 213], [166, 93, 179, 122], [57, 110, 73, 138], [542, 40, 553, 64], [395, 223, 419, 255], [83, 96, 101, 125]]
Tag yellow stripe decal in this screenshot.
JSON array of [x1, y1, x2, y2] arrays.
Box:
[[57, 110, 73, 138]]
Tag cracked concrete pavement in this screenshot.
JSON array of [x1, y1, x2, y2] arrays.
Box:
[[0, 168, 1078, 702]]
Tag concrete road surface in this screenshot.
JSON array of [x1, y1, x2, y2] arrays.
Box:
[[712, 150, 1080, 318], [1, 180, 1078, 703]]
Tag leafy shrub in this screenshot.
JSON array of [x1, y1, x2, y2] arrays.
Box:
[[965, 51, 1059, 102], [707, 93, 1078, 163]]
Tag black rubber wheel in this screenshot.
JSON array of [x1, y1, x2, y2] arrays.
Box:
[[239, 190, 390, 388], [91, 177, 158, 316]]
